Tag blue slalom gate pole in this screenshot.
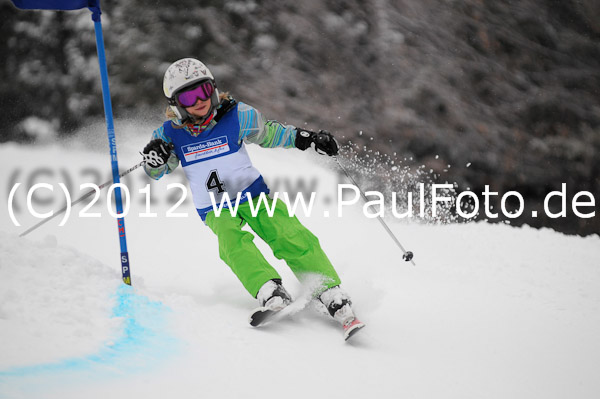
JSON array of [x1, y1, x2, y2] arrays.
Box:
[[91, 8, 132, 285], [11, 0, 132, 285]]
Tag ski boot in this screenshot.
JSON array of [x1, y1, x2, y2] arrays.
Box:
[[249, 279, 292, 326], [319, 286, 365, 341]]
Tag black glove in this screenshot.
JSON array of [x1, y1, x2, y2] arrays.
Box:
[[295, 129, 339, 156], [142, 139, 173, 168]]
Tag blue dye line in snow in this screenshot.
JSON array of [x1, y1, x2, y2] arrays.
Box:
[[0, 284, 178, 378]]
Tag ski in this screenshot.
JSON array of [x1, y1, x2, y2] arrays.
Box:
[[248, 306, 282, 327], [343, 318, 366, 341], [250, 305, 366, 341], [249, 301, 297, 327]]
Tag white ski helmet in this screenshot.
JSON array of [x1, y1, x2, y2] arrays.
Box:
[[163, 58, 220, 123]]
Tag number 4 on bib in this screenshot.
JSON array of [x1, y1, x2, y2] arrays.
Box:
[[206, 170, 226, 193]]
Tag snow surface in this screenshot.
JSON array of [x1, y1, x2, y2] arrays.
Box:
[[1, 130, 600, 399]]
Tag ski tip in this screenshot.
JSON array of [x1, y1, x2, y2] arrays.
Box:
[[344, 319, 366, 341], [249, 307, 276, 327]]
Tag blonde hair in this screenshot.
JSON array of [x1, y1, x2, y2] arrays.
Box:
[[165, 91, 230, 122]]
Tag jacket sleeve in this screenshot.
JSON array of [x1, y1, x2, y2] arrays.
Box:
[[143, 125, 180, 180], [237, 102, 297, 149]]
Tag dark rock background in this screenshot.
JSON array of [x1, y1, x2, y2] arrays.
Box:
[[2, 0, 599, 235]]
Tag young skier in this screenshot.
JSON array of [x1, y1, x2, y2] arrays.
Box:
[[141, 58, 364, 339]]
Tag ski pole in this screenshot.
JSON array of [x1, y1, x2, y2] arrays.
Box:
[[19, 160, 145, 238], [333, 156, 416, 265]]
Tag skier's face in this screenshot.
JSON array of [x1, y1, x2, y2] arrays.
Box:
[[186, 97, 212, 118]]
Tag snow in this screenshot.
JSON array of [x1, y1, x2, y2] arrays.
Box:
[[1, 131, 600, 399], [0, 231, 120, 369]]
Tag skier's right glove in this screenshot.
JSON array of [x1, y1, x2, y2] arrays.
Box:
[[142, 139, 174, 168], [295, 129, 339, 156]]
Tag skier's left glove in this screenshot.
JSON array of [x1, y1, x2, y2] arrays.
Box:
[[295, 129, 339, 156], [141, 139, 174, 168]]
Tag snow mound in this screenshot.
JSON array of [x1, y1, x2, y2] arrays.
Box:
[[0, 232, 121, 369]]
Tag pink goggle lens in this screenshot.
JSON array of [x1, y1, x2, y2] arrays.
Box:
[[177, 81, 214, 107]]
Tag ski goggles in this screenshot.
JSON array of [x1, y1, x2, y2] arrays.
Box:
[[176, 81, 214, 107]]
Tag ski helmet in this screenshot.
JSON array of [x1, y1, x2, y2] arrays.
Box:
[[163, 58, 220, 123]]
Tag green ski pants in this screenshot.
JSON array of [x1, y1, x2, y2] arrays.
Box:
[[205, 197, 341, 298]]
